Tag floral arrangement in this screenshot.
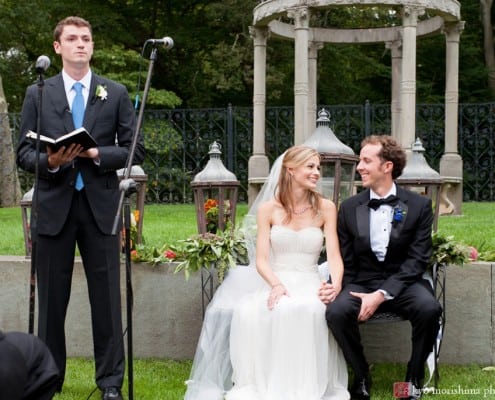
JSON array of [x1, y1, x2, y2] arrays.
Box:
[[204, 198, 219, 233], [130, 243, 176, 265], [130, 229, 248, 282], [392, 206, 406, 226], [431, 231, 475, 266], [204, 198, 231, 233], [128, 225, 479, 285], [173, 230, 248, 282], [121, 209, 140, 252], [95, 84, 108, 101]]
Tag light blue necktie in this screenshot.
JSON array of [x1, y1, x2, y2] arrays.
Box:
[[72, 82, 85, 190]]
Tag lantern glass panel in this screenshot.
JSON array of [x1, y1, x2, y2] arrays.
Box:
[[339, 163, 356, 202], [194, 185, 238, 234], [320, 163, 335, 199]]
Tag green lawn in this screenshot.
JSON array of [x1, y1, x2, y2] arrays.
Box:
[[3, 202, 494, 258], [54, 358, 192, 399], [54, 359, 495, 400], [435, 202, 495, 257]]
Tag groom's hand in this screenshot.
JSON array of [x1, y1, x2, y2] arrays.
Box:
[[318, 281, 339, 304], [350, 291, 385, 322]]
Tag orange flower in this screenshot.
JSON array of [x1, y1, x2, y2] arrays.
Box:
[[130, 249, 139, 262], [204, 198, 218, 212], [133, 209, 140, 223]]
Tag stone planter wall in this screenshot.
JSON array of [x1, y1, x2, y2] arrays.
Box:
[[0, 256, 203, 360], [0, 256, 493, 365]]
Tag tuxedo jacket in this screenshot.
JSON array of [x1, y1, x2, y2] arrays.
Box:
[[337, 185, 433, 297], [17, 72, 145, 236]]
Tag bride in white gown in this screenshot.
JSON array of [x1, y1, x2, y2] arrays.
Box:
[[184, 146, 349, 400]]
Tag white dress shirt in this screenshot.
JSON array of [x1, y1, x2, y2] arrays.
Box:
[[369, 184, 397, 300], [62, 69, 92, 109], [369, 184, 397, 261]]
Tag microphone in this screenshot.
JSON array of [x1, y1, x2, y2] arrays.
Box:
[[146, 37, 174, 49], [35, 55, 50, 73]]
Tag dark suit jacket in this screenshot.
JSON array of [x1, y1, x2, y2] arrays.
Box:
[[337, 186, 433, 297], [17, 72, 145, 236]]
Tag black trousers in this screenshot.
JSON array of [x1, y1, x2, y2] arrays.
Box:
[[326, 280, 441, 382], [35, 190, 124, 389]]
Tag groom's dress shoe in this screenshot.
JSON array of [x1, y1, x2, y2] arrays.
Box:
[[400, 376, 422, 399], [101, 387, 123, 400], [350, 374, 371, 400], [406, 380, 422, 399]]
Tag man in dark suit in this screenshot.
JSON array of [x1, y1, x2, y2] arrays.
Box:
[[16, 16, 145, 400], [319, 135, 441, 400]]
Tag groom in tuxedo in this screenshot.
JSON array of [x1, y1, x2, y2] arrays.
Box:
[[320, 135, 441, 400], [17, 16, 145, 400]]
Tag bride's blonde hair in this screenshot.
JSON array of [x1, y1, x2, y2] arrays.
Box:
[[276, 145, 322, 222]]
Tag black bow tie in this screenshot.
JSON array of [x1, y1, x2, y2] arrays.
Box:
[[367, 195, 399, 210]]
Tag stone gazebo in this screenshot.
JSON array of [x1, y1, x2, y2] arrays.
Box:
[[248, 0, 464, 214]]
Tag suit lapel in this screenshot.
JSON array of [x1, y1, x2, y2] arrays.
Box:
[[46, 74, 73, 134], [83, 75, 105, 133], [355, 189, 371, 245], [390, 186, 409, 239], [390, 201, 408, 240]]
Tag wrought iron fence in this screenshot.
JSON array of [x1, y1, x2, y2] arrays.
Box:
[[4, 101, 495, 202]]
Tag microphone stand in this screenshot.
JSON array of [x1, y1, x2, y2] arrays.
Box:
[[111, 46, 159, 400], [28, 69, 45, 334]]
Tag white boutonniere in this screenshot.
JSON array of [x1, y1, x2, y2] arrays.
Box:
[[95, 84, 108, 101]]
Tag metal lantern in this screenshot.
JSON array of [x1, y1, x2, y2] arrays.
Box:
[[191, 141, 240, 234], [20, 187, 34, 257], [117, 165, 148, 245], [397, 138, 443, 231], [304, 109, 359, 206]]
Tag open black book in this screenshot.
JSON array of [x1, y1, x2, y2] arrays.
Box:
[[26, 127, 97, 150]]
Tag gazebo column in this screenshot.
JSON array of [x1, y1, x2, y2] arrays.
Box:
[[308, 41, 324, 136], [399, 6, 424, 149], [439, 21, 465, 215], [248, 26, 270, 206], [289, 6, 310, 145], [386, 40, 402, 139]]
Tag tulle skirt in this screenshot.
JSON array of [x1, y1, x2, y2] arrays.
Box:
[[184, 265, 349, 400]]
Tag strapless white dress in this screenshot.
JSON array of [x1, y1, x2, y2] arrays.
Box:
[[184, 225, 349, 400]]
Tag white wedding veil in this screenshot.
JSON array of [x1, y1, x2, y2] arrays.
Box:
[[239, 153, 285, 264], [184, 153, 285, 400]]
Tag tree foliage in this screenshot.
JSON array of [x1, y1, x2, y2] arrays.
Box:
[[0, 0, 494, 113]]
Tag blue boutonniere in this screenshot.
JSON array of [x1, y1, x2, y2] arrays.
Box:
[[392, 206, 406, 226]]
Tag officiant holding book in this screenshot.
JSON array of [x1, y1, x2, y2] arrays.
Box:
[[16, 15, 145, 400]]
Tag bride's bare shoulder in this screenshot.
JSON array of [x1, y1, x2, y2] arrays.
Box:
[[257, 199, 279, 214], [318, 197, 337, 213]]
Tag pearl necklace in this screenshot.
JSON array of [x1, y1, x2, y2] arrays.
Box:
[[292, 205, 312, 215]]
